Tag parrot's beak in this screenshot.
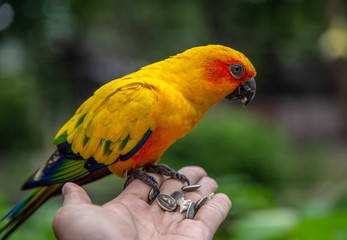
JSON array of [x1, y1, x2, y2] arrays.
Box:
[[225, 77, 256, 106]]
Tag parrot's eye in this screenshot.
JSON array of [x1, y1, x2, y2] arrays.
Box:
[[229, 63, 245, 79]]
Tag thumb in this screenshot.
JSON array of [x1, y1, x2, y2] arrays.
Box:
[[62, 182, 92, 206]]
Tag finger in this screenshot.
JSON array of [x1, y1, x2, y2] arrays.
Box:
[[159, 166, 207, 195], [117, 172, 166, 202], [62, 182, 92, 206], [183, 176, 218, 202], [195, 193, 232, 233], [152, 175, 218, 219], [151, 166, 208, 214]]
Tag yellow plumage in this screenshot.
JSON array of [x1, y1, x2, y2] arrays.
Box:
[[57, 81, 158, 166], [55, 45, 256, 177]]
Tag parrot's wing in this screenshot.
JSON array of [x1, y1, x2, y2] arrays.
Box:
[[22, 81, 159, 189], [59, 81, 159, 164]]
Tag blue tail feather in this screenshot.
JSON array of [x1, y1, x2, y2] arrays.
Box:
[[21, 149, 107, 190], [0, 185, 62, 240]]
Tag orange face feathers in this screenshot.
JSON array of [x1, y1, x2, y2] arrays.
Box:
[[196, 45, 256, 84], [164, 45, 257, 106]]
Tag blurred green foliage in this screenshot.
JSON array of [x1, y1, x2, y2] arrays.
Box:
[[0, 74, 46, 153], [164, 108, 294, 188]]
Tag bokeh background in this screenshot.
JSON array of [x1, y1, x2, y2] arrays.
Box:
[[1, 0, 347, 239]]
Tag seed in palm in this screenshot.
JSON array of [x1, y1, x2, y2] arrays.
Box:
[[181, 184, 201, 192], [195, 196, 208, 209], [157, 194, 177, 211], [186, 202, 197, 219]]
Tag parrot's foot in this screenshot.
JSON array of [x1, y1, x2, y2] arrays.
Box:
[[144, 164, 191, 185], [124, 168, 160, 199]]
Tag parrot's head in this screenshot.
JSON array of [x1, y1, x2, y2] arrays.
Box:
[[169, 45, 257, 108]]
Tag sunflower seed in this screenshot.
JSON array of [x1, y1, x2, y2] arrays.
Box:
[[157, 194, 177, 211], [181, 184, 201, 192], [179, 204, 188, 213], [149, 188, 157, 201], [171, 191, 184, 202], [241, 97, 248, 105], [177, 197, 185, 206], [195, 196, 208, 209], [186, 202, 196, 219], [208, 192, 215, 200], [179, 199, 192, 213]]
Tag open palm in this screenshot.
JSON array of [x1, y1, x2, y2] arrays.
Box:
[[53, 166, 231, 240]]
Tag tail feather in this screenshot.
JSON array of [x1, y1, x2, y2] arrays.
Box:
[[0, 184, 62, 240], [0, 167, 111, 239]]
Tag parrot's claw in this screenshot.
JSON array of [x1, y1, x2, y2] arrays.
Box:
[[144, 164, 191, 186], [124, 165, 190, 201], [124, 168, 160, 200]]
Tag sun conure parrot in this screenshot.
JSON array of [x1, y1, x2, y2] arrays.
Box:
[[0, 45, 256, 239]]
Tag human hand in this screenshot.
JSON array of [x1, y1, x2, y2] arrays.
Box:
[[52, 166, 232, 240]]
